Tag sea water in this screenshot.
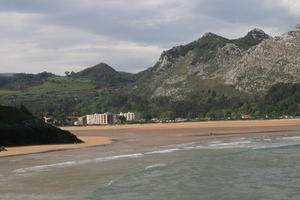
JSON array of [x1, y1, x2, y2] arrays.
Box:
[[1, 135, 300, 200]]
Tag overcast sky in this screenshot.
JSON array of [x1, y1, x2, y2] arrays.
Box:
[[0, 0, 299, 75]]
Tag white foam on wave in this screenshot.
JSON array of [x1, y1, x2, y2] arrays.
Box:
[[15, 136, 297, 175], [14, 161, 77, 174], [145, 163, 166, 170], [208, 141, 222, 144], [182, 146, 200, 150], [279, 136, 300, 140], [263, 138, 272, 141], [252, 143, 299, 150], [209, 141, 252, 147], [145, 148, 180, 155], [107, 179, 115, 187], [13, 153, 143, 174]]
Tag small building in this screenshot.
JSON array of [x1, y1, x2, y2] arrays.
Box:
[[99, 112, 114, 124], [44, 116, 53, 124], [75, 116, 87, 126], [86, 113, 114, 125], [175, 117, 187, 122], [280, 115, 290, 119], [241, 114, 252, 119], [119, 112, 141, 121], [43, 116, 61, 125], [87, 114, 99, 125], [151, 118, 160, 122], [66, 116, 79, 125]]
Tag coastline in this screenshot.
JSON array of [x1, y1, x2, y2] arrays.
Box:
[[0, 136, 112, 158], [1, 119, 300, 158], [63, 119, 300, 130]]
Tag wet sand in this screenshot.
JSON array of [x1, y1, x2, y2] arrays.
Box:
[[1, 119, 300, 157]]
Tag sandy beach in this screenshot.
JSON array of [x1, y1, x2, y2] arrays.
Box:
[[1, 119, 300, 157], [0, 136, 112, 157]]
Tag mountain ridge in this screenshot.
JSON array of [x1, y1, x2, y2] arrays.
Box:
[[1, 25, 300, 119]]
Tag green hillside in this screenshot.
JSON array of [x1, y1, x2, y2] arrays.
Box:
[[73, 63, 138, 88], [0, 63, 138, 120], [0, 26, 300, 121]]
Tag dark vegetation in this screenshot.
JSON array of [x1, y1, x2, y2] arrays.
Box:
[[72, 63, 138, 88], [6, 82, 298, 123], [239, 83, 300, 118], [0, 105, 82, 147], [0, 72, 56, 90], [1, 66, 299, 123]]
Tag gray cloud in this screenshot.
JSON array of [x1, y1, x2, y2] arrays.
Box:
[[0, 0, 299, 74]]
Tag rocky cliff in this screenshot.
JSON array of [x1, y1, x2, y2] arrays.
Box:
[[133, 25, 300, 98]]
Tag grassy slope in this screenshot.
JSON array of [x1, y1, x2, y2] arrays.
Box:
[[0, 76, 95, 96]]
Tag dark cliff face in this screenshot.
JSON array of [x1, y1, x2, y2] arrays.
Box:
[[0, 106, 82, 147]]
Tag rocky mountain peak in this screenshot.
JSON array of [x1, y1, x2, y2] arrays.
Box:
[[246, 28, 270, 40], [203, 32, 215, 37], [94, 62, 116, 70], [201, 32, 222, 39], [231, 28, 270, 50]]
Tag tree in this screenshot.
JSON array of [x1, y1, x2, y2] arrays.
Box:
[[64, 71, 70, 77], [160, 111, 175, 120], [118, 115, 127, 124]]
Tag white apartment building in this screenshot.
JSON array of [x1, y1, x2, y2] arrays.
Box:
[[86, 113, 113, 125], [87, 114, 100, 125], [119, 112, 141, 121]]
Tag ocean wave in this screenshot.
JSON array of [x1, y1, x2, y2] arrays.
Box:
[[263, 138, 272, 141], [182, 146, 203, 150], [252, 143, 300, 150], [208, 141, 222, 144], [278, 136, 300, 140], [209, 141, 252, 147], [145, 148, 180, 155], [145, 163, 166, 170], [107, 179, 115, 187], [13, 153, 144, 174], [13, 136, 300, 174]]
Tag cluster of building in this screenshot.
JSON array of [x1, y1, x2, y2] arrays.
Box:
[[45, 112, 296, 126], [72, 112, 141, 126]]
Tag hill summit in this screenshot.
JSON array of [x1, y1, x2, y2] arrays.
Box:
[[1, 24, 300, 120], [74, 63, 137, 88], [131, 25, 300, 98]]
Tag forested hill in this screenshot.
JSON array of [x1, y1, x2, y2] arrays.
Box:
[[73, 63, 138, 88], [0, 25, 300, 120], [0, 105, 82, 147]]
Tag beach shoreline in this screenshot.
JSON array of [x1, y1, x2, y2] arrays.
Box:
[[1, 119, 300, 158], [0, 136, 112, 158]]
